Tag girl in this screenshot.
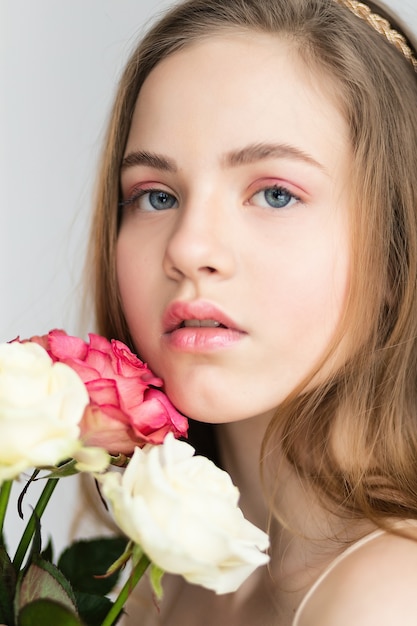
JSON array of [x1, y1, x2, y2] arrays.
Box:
[[89, 0, 417, 623]]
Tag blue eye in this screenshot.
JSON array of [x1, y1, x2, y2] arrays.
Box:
[[120, 188, 178, 212], [147, 190, 177, 210], [251, 186, 299, 209]]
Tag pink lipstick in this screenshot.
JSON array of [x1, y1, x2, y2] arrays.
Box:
[[162, 300, 246, 351]]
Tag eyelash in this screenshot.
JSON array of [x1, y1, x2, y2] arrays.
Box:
[[248, 185, 301, 210], [119, 187, 178, 212], [119, 183, 302, 212]]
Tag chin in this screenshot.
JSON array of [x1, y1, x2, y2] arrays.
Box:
[[164, 387, 224, 423], [170, 393, 257, 425], [172, 399, 226, 424]]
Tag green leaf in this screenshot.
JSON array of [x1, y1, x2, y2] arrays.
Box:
[[35, 558, 77, 605], [58, 537, 128, 595], [18, 599, 84, 626], [16, 561, 77, 613], [101, 541, 133, 577], [74, 591, 117, 626], [40, 538, 54, 563], [149, 564, 165, 600], [42, 459, 80, 479], [0, 544, 17, 625], [109, 453, 130, 468]]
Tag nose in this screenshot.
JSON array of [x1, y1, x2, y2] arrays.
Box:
[[162, 196, 236, 282]]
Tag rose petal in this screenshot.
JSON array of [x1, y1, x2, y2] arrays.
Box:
[[48, 330, 88, 361], [15, 331, 188, 457]]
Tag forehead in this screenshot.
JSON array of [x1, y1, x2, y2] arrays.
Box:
[[126, 33, 350, 173]]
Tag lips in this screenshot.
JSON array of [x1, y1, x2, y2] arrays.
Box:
[[162, 300, 242, 334], [161, 301, 245, 351]]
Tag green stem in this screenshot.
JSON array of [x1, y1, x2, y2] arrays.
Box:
[[0, 480, 12, 542], [12, 477, 58, 570], [100, 553, 151, 626]]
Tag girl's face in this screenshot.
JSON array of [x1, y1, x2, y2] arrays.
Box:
[[117, 33, 351, 424]]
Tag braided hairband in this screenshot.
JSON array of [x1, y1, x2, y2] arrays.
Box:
[[337, 0, 417, 72]]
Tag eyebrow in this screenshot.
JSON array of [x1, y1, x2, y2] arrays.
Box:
[[224, 142, 327, 173], [121, 150, 177, 172], [121, 142, 326, 174]]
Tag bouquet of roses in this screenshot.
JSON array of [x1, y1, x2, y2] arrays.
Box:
[[0, 330, 269, 625]]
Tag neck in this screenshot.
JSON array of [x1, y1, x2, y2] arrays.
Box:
[[215, 411, 273, 531], [215, 413, 376, 587]]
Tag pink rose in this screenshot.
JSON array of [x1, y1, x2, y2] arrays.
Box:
[[27, 330, 188, 455]]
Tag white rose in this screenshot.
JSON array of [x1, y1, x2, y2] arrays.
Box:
[[99, 433, 270, 594], [0, 341, 89, 482]]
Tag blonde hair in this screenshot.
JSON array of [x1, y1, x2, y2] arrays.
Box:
[[89, 0, 417, 524]]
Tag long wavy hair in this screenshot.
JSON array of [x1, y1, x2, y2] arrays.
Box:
[[88, 0, 417, 526]]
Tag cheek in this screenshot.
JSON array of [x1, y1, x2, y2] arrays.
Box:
[[271, 232, 349, 356], [300, 243, 350, 374], [264, 241, 348, 321], [116, 236, 150, 336], [116, 231, 168, 376], [116, 237, 134, 311]]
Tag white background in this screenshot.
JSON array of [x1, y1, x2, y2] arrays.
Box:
[[1, 0, 416, 555]]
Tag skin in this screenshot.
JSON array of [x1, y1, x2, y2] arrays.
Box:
[[116, 33, 417, 626], [117, 33, 351, 426]]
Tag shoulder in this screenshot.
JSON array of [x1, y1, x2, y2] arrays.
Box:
[[299, 526, 417, 626]]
